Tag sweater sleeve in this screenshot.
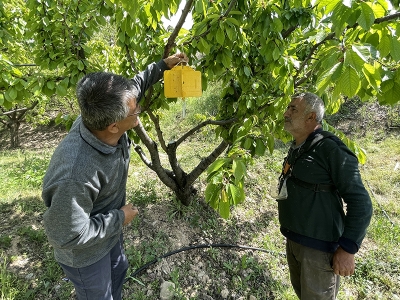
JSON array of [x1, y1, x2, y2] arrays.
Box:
[[323, 141, 373, 251], [42, 179, 125, 250], [131, 60, 168, 103]]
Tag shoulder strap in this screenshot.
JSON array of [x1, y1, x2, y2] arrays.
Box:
[[306, 130, 343, 152], [287, 130, 339, 193]]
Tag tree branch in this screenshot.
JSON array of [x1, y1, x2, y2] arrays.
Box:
[[163, 0, 195, 58], [175, 118, 237, 147], [1, 101, 39, 119], [224, 0, 238, 16], [186, 139, 230, 186], [295, 69, 313, 87], [286, 12, 400, 88], [133, 143, 155, 170], [17, 100, 39, 121], [293, 32, 335, 85], [12, 64, 36, 67], [375, 12, 400, 23], [133, 143, 177, 179], [133, 120, 177, 190], [147, 110, 168, 152], [281, 25, 297, 39], [166, 141, 185, 185], [183, 0, 237, 47]]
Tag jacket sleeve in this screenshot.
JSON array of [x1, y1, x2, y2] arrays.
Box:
[[42, 179, 125, 250], [131, 60, 168, 103], [323, 140, 373, 253]]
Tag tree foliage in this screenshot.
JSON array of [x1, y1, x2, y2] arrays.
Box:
[[1, 0, 399, 217]]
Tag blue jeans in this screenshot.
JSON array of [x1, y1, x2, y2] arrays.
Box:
[[59, 235, 129, 300], [286, 239, 340, 300]]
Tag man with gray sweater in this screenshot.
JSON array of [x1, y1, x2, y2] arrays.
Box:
[[42, 53, 188, 300]]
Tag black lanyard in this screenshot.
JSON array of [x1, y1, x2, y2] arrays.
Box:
[[278, 141, 310, 191]]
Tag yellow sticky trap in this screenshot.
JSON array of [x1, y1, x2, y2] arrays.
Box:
[[164, 65, 202, 98]]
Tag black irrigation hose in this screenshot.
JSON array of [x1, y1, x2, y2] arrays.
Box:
[[124, 243, 285, 283]]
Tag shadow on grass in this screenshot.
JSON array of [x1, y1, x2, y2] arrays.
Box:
[[0, 195, 74, 300], [122, 189, 292, 299]]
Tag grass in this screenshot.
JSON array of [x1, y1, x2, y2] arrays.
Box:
[[0, 95, 399, 299]]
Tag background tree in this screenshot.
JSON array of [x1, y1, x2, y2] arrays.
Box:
[[1, 0, 399, 217]]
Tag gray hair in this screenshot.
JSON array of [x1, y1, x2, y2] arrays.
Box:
[[292, 92, 325, 123], [76, 72, 139, 131]]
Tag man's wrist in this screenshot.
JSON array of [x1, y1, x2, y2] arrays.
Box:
[[338, 236, 359, 254]]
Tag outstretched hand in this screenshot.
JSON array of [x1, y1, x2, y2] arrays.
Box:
[[163, 53, 189, 69]]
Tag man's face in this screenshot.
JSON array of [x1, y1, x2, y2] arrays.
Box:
[[283, 97, 309, 135]]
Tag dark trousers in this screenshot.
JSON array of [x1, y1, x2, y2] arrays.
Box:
[[59, 235, 129, 300], [286, 239, 340, 300]]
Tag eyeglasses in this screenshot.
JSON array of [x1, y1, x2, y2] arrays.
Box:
[[127, 105, 141, 117]]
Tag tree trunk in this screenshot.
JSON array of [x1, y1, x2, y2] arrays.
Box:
[[9, 121, 21, 149], [174, 184, 197, 206], [2, 101, 39, 148]]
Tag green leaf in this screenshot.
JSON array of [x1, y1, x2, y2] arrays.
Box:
[[371, 1, 387, 18], [353, 146, 367, 165], [378, 35, 391, 58], [344, 48, 365, 71], [226, 17, 240, 27], [362, 63, 380, 90], [225, 25, 235, 41], [338, 66, 361, 97], [233, 159, 246, 183], [316, 0, 341, 14], [207, 158, 228, 175], [56, 83, 67, 97], [378, 82, 400, 105], [390, 37, 400, 61], [317, 62, 342, 92], [205, 183, 220, 209], [243, 66, 251, 77], [351, 45, 371, 63], [6, 87, 18, 101], [118, 31, 125, 43], [47, 81, 55, 90], [77, 60, 85, 71], [357, 2, 375, 30], [243, 137, 252, 149], [255, 138, 266, 156], [220, 52, 231, 69], [219, 189, 230, 219], [216, 28, 225, 45], [229, 183, 245, 205], [272, 47, 281, 61], [199, 38, 210, 55], [194, 0, 206, 16], [11, 67, 23, 77]]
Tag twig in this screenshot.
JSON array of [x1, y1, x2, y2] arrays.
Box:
[[163, 0, 195, 58]]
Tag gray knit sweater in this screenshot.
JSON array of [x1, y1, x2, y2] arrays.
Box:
[[42, 60, 168, 268]]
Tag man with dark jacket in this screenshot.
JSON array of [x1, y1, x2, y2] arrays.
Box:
[[42, 53, 188, 300], [276, 92, 373, 299]]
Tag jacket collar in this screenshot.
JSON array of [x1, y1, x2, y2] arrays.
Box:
[[77, 116, 121, 154]]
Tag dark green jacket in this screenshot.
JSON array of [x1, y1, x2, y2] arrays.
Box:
[[278, 129, 373, 253]]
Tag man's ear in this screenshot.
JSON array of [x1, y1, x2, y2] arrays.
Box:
[[307, 112, 317, 121], [107, 122, 120, 134]]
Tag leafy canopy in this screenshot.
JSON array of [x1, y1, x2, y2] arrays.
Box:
[[1, 0, 399, 217]]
